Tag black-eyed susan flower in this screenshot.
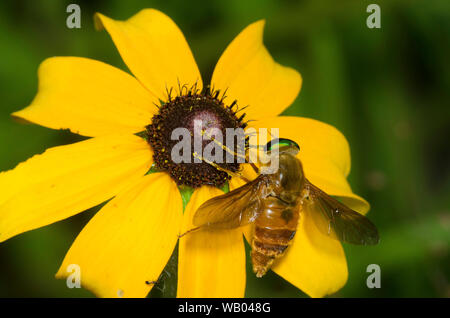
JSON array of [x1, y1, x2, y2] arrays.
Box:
[[0, 9, 370, 298]]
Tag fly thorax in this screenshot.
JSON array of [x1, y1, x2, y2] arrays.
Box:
[[276, 153, 304, 192]]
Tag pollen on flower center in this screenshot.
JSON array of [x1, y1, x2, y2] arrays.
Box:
[[145, 87, 248, 188]]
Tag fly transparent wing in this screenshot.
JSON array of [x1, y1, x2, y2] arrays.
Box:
[[193, 176, 268, 229], [304, 179, 379, 245]]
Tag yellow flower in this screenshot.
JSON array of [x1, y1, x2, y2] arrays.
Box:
[[0, 9, 369, 298]]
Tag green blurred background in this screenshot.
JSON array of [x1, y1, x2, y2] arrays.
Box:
[[0, 0, 448, 297]]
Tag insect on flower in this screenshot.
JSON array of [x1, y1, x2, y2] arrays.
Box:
[[0, 8, 374, 298], [181, 138, 379, 277]]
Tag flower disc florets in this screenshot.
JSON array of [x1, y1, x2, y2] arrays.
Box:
[[146, 87, 248, 188]]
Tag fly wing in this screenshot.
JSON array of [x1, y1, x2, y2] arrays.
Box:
[[193, 176, 268, 230], [303, 179, 379, 245]]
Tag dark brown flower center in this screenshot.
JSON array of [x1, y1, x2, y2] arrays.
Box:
[[146, 88, 248, 188]]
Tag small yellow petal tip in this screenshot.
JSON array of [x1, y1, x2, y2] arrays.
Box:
[[250, 19, 266, 35], [10, 112, 29, 124], [256, 19, 266, 25], [93, 12, 106, 31]]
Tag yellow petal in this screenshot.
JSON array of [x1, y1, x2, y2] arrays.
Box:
[[249, 116, 369, 214], [56, 173, 182, 298], [95, 9, 202, 101], [272, 207, 348, 298], [177, 186, 246, 298], [0, 135, 152, 242], [13, 57, 156, 137], [211, 20, 301, 121]]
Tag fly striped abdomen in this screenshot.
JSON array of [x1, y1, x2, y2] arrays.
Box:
[[251, 197, 299, 277]]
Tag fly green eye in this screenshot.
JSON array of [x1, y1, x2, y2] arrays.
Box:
[[265, 138, 300, 154]]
